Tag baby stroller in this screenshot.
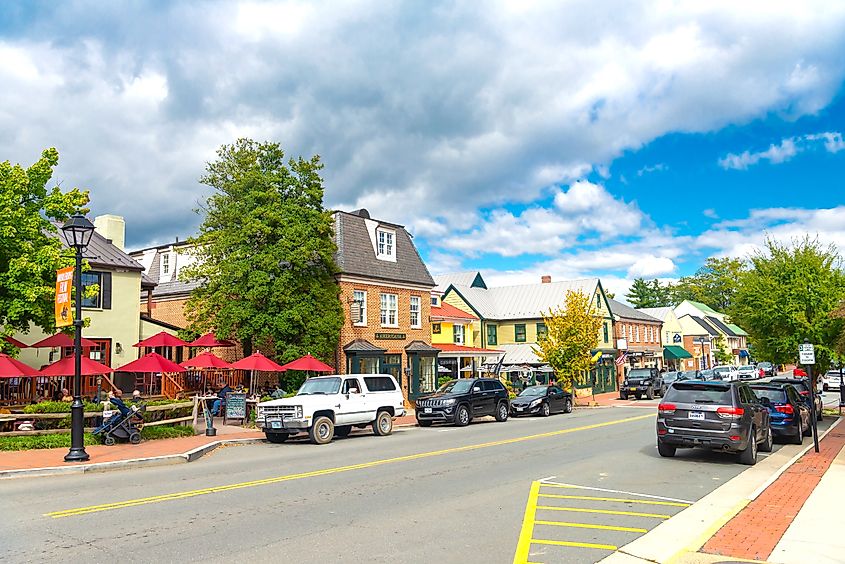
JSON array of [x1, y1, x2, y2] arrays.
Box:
[[94, 397, 146, 446]]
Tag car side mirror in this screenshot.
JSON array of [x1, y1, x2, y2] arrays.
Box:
[[473, 386, 481, 392]]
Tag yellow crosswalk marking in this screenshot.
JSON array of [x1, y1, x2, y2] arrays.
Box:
[[533, 520, 648, 533], [532, 539, 617, 551], [535, 505, 671, 519], [538, 493, 689, 507]]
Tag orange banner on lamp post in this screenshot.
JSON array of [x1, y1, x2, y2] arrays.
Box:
[[55, 266, 74, 327]]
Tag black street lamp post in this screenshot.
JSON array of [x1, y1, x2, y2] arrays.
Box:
[[61, 214, 95, 463]]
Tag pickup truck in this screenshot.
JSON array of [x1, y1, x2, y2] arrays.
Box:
[[255, 374, 406, 445], [621, 367, 664, 400]]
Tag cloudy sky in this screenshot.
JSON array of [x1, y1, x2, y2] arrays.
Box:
[[2, 1, 844, 296]]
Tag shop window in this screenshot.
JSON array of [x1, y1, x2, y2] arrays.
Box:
[[419, 356, 436, 393], [487, 324, 497, 346], [515, 324, 526, 343], [81, 272, 102, 308], [410, 296, 421, 328]]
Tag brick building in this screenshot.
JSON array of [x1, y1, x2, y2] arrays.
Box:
[[608, 298, 663, 380], [334, 209, 438, 401]]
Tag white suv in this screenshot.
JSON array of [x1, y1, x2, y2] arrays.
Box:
[[256, 374, 406, 445], [713, 365, 739, 382]]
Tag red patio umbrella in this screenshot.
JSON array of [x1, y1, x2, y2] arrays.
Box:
[[279, 354, 334, 373], [188, 333, 235, 348], [232, 352, 285, 394], [31, 333, 98, 348], [118, 352, 186, 373], [40, 355, 114, 376], [3, 336, 29, 349], [134, 331, 189, 348], [180, 351, 234, 369], [0, 353, 40, 377]]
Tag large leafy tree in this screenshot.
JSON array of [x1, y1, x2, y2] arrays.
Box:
[[625, 278, 672, 308], [183, 139, 343, 365], [730, 237, 845, 375], [671, 257, 746, 311], [533, 291, 603, 390], [0, 149, 88, 353]]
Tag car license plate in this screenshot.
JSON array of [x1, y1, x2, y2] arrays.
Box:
[[629, 387, 637, 391], [688, 412, 704, 420], [271, 421, 282, 429], [424, 408, 432, 413]]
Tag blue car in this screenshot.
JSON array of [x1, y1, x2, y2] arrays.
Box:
[[750, 384, 810, 445]]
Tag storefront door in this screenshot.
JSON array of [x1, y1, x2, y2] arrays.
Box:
[[382, 354, 402, 389], [409, 353, 437, 400]]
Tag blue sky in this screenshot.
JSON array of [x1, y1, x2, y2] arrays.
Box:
[[1, 1, 844, 296]]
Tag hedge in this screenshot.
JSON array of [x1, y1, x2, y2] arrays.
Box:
[[0, 425, 196, 451]]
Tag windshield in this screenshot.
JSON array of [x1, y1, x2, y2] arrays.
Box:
[[436, 379, 474, 394], [758, 362, 772, 369], [662, 372, 679, 383], [750, 387, 787, 404], [297, 377, 341, 395], [627, 370, 652, 379], [665, 383, 732, 404], [518, 386, 548, 397], [738, 366, 754, 372], [699, 370, 714, 378]]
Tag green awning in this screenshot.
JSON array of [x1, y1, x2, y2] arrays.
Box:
[[663, 345, 692, 360]]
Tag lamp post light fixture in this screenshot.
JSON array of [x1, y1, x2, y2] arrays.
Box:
[[61, 214, 95, 463]]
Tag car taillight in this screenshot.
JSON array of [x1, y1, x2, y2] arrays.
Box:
[[716, 406, 744, 418], [799, 390, 810, 396], [775, 404, 794, 415], [658, 403, 676, 414], [729, 435, 741, 441]]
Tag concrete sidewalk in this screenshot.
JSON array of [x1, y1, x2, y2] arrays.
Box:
[[0, 411, 419, 479]]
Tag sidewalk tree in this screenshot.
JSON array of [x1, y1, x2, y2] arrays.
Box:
[[730, 237, 845, 375], [182, 138, 343, 365], [0, 148, 89, 353], [626, 278, 672, 308], [713, 334, 733, 365], [533, 290, 603, 391], [671, 257, 746, 311]]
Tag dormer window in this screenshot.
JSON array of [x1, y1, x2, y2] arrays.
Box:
[[377, 228, 395, 261], [161, 252, 171, 276]]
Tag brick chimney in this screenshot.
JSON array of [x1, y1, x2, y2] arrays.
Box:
[[541, 275, 552, 284]]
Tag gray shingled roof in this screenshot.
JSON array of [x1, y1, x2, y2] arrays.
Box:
[[50, 223, 144, 271], [691, 316, 720, 336], [334, 210, 435, 287], [343, 339, 386, 352], [608, 299, 661, 323], [706, 315, 738, 337], [448, 279, 600, 320]]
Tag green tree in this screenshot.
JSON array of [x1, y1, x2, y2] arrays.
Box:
[[671, 257, 746, 311], [713, 334, 733, 365], [625, 278, 672, 308], [533, 290, 603, 390], [182, 139, 343, 366], [730, 237, 845, 375], [0, 149, 88, 353]]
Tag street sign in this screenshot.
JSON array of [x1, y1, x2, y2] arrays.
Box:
[[799, 343, 815, 365]]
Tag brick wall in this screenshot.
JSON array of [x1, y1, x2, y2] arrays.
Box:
[[147, 296, 190, 329], [683, 335, 712, 370]]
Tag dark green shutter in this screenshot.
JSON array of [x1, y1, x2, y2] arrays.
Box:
[[101, 272, 112, 309]]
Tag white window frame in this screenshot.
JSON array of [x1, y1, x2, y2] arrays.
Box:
[[409, 296, 421, 329], [620, 325, 626, 338], [376, 228, 395, 261], [454, 324, 465, 345], [380, 293, 398, 327], [634, 325, 640, 343], [161, 252, 170, 276], [353, 290, 367, 327]]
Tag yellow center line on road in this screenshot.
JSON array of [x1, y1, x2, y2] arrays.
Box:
[[535, 506, 671, 519], [46, 413, 655, 519], [537, 494, 690, 507], [533, 520, 648, 533]]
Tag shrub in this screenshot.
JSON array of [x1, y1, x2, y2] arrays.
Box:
[[437, 375, 452, 388], [23, 401, 101, 414], [140, 425, 195, 440], [0, 433, 99, 451]]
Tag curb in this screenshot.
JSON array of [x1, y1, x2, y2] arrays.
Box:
[[598, 416, 843, 564], [0, 438, 263, 480]]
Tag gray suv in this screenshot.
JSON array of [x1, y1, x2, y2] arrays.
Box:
[[656, 381, 772, 465]]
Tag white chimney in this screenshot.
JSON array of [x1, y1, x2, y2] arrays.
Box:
[[93, 214, 126, 251]]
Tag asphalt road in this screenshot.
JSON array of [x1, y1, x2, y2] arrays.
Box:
[[0, 406, 794, 564]]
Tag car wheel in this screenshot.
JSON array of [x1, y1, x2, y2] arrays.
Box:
[[760, 426, 773, 453], [739, 429, 757, 465], [417, 419, 432, 427], [309, 416, 334, 445], [334, 425, 352, 438], [495, 401, 509, 422], [265, 432, 289, 443], [646, 387, 655, 400], [372, 411, 393, 436], [620, 391, 628, 400], [563, 398, 573, 414], [824, 383, 829, 392], [791, 419, 804, 445], [803, 418, 812, 436], [657, 442, 676, 457], [455, 405, 470, 427], [541, 402, 550, 417], [635, 393, 642, 400], [104, 435, 116, 446], [817, 407, 824, 422]]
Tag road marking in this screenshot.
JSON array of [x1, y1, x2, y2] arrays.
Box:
[[535, 506, 671, 519], [533, 539, 617, 550], [514, 481, 541, 564], [533, 520, 648, 533], [539, 481, 694, 504], [538, 493, 690, 507], [46, 413, 655, 519]]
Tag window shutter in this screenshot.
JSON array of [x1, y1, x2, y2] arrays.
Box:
[[101, 272, 112, 309]]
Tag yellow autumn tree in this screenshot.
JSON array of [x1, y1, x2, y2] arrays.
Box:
[[533, 290, 602, 390]]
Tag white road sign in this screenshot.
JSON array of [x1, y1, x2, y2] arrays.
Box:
[[799, 343, 815, 365]]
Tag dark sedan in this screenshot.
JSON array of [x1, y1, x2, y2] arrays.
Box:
[[510, 385, 573, 417], [750, 383, 810, 444]]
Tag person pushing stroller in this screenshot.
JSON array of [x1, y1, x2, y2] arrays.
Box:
[[94, 389, 145, 445]]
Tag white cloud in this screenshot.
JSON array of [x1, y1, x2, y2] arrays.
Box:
[[719, 131, 844, 169], [627, 256, 676, 278], [637, 163, 667, 176], [703, 208, 719, 219]]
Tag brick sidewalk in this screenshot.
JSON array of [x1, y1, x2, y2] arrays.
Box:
[[701, 425, 845, 561], [0, 412, 419, 473]]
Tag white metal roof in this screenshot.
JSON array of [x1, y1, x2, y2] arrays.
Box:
[[497, 343, 542, 365], [434, 272, 482, 293], [638, 307, 673, 322], [450, 278, 599, 320]]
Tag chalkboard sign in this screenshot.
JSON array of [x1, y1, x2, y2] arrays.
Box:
[[225, 392, 247, 422]]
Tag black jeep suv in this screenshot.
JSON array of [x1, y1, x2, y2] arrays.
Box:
[[416, 378, 510, 427], [621, 367, 664, 400]]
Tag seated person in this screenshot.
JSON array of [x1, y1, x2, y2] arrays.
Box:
[[108, 389, 137, 419], [61, 388, 73, 402], [211, 384, 232, 416], [131, 390, 142, 403]]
